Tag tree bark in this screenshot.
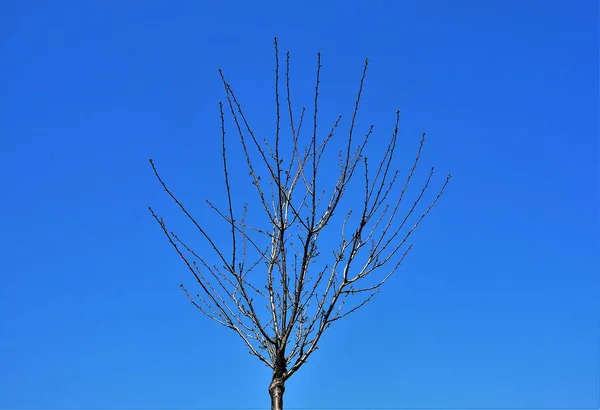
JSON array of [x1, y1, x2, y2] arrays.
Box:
[[269, 374, 285, 410], [269, 353, 286, 410]]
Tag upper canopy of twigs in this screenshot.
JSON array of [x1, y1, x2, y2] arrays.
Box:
[[149, 37, 451, 379]]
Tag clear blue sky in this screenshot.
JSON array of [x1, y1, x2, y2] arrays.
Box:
[[1, 0, 598, 409]]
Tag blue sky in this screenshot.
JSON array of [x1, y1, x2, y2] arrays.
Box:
[[1, 0, 598, 409]]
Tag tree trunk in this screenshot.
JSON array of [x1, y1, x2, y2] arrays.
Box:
[[269, 373, 285, 410], [269, 352, 286, 410]]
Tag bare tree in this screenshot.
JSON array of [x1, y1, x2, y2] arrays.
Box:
[[149, 38, 451, 410]]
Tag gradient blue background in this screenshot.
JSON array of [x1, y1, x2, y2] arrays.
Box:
[[1, 0, 598, 409]]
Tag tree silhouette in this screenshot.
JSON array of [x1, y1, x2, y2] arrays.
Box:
[[149, 38, 451, 410]]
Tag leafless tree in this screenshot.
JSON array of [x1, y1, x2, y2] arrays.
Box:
[[149, 38, 451, 410]]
